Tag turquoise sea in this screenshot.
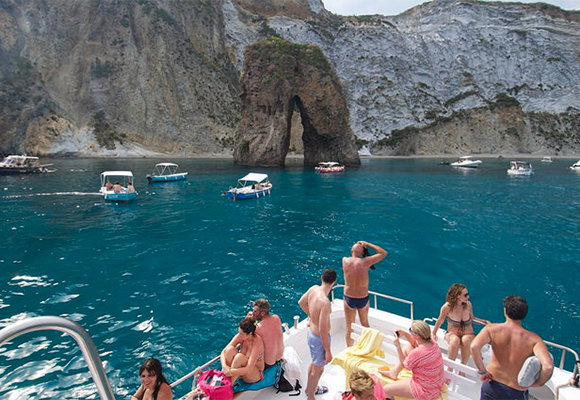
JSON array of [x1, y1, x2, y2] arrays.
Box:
[[1, 157, 579, 399]]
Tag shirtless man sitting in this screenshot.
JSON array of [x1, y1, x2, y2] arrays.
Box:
[[343, 241, 387, 346], [248, 298, 284, 368], [471, 295, 554, 400]]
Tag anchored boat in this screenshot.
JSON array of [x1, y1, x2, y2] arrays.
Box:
[[146, 163, 188, 183], [226, 173, 272, 200], [450, 156, 482, 168], [507, 161, 534, 176], [0, 155, 55, 174], [2, 287, 577, 400], [315, 162, 346, 173], [99, 171, 137, 202]]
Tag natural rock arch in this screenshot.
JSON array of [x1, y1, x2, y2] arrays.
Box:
[[234, 38, 360, 167]]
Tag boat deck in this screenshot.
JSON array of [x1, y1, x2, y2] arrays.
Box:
[[226, 296, 579, 400]]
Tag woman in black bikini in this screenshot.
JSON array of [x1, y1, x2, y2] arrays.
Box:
[[432, 283, 490, 365], [220, 317, 265, 383]]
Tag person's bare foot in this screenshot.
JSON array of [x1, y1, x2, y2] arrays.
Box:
[[378, 368, 399, 380]]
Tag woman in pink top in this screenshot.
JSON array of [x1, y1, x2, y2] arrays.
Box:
[[380, 321, 444, 400]]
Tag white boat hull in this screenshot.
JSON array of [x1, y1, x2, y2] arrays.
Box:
[[451, 160, 482, 168]]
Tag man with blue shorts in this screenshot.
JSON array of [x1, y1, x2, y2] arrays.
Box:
[[471, 295, 554, 400], [298, 268, 337, 400], [343, 241, 388, 346]]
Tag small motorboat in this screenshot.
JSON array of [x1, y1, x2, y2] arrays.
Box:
[[315, 161, 346, 173], [226, 173, 272, 200], [541, 156, 553, 163], [99, 171, 137, 202], [0, 155, 55, 174], [450, 155, 482, 168], [570, 160, 580, 170], [146, 162, 188, 183], [507, 161, 534, 176]]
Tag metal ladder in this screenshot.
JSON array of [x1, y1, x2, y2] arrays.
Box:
[[0, 316, 116, 400]]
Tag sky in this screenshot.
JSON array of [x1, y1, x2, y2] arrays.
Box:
[[322, 0, 580, 16]]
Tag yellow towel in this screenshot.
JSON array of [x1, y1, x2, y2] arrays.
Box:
[[331, 327, 385, 389], [331, 327, 447, 400], [346, 327, 385, 358]]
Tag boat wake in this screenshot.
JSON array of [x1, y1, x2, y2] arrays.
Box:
[[2, 192, 101, 199]]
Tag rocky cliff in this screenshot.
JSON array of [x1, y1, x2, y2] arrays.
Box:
[[0, 0, 579, 157], [0, 0, 240, 156], [234, 38, 360, 166]]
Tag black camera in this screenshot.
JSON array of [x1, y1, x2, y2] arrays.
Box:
[[362, 246, 375, 269]]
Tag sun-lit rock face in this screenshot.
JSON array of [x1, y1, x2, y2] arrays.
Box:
[[0, 0, 579, 157], [234, 38, 360, 167]]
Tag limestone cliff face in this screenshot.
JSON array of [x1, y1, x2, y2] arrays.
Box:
[[265, 0, 580, 155], [1, 0, 579, 157], [234, 38, 359, 166], [0, 0, 239, 156]]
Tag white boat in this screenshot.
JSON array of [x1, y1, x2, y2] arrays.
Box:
[[0, 154, 55, 174], [1, 287, 578, 400], [99, 171, 137, 202], [541, 157, 553, 163], [146, 162, 188, 183], [315, 162, 346, 173], [226, 173, 272, 200], [570, 160, 580, 170], [507, 161, 534, 176], [450, 156, 482, 168]]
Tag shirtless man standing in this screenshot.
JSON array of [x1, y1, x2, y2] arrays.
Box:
[[471, 295, 554, 400], [343, 241, 388, 346], [298, 268, 337, 400], [249, 298, 284, 368]]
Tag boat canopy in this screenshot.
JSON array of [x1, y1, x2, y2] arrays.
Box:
[[101, 171, 134, 178], [155, 163, 178, 167], [100, 171, 134, 186], [319, 161, 340, 166], [510, 161, 531, 167], [1, 155, 40, 164], [238, 173, 268, 184]]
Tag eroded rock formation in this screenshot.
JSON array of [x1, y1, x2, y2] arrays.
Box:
[[234, 38, 360, 167]]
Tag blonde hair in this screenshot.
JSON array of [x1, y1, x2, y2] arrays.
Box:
[[411, 320, 432, 342], [349, 369, 374, 395]]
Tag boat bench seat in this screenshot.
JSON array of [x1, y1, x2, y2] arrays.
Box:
[[350, 323, 479, 400]]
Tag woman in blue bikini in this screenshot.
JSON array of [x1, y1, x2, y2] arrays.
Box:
[[432, 283, 490, 365]]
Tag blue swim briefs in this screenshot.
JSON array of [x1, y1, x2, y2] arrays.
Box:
[[344, 294, 370, 309], [307, 329, 331, 366], [481, 380, 528, 400]]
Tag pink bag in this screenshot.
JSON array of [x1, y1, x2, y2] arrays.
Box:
[[197, 369, 233, 400]]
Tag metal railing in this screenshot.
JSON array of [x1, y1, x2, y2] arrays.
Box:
[[331, 284, 414, 321], [0, 316, 116, 400], [545, 340, 580, 376]]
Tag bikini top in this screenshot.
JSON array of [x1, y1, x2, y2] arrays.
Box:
[[447, 316, 472, 327], [249, 336, 265, 362]]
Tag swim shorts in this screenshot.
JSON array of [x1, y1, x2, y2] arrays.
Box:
[[344, 294, 370, 309], [307, 329, 331, 366], [481, 380, 528, 400]]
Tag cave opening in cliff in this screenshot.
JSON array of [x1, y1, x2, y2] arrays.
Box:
[[287, 99, 304, 157], [287, 95, 328, 165]]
